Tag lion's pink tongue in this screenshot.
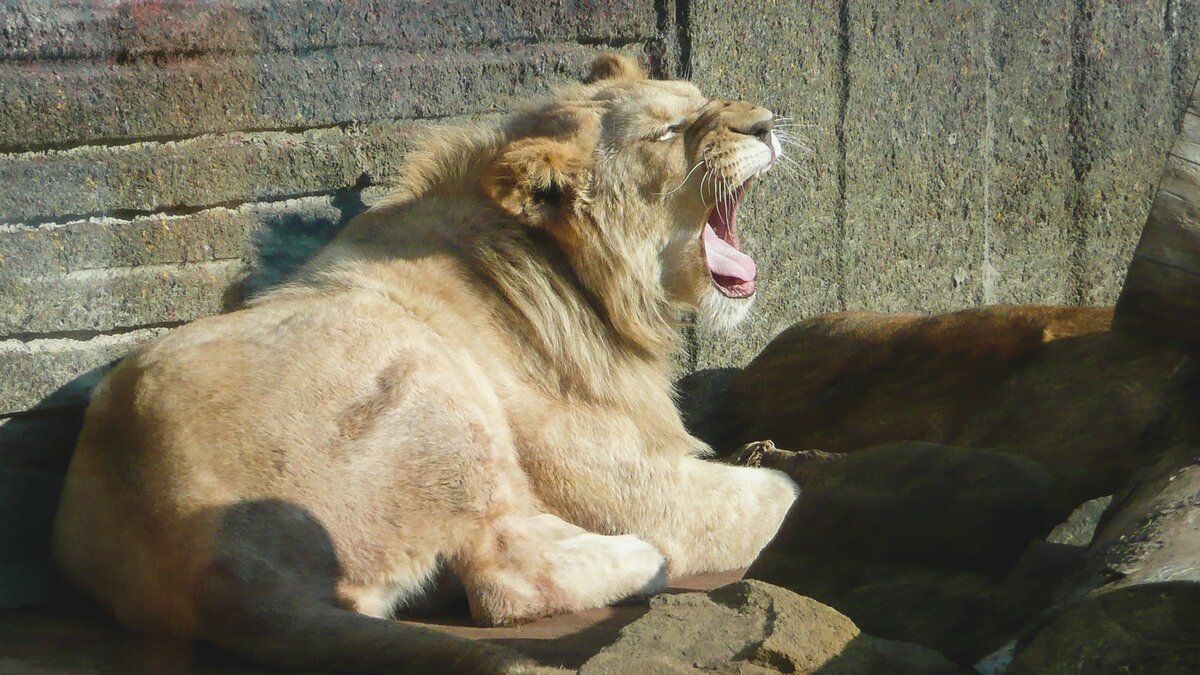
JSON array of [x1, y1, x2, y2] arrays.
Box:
[[702, 224, 756, 282]]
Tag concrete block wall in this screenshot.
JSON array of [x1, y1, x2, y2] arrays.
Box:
[[688, 0, 1200, 367], [0, 1, 1197, 512]]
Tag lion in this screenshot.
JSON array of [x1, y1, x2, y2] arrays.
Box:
[[52, 54, 799, 673]]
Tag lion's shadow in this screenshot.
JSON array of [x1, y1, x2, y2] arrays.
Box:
[[0, 182, 373, 611], [225, 181, 371, 306]]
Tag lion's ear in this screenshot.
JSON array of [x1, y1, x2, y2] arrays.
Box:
[[584, 53, 646, 84], [485, 138, 589, 228]]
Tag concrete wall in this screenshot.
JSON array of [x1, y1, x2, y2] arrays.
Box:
[[688, 0, 1200, 367], [0, 2, 1197, 506]]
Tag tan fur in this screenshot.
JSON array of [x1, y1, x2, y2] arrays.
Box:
[[53, 55, 797, 673]]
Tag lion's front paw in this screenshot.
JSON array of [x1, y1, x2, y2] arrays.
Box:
[[567, 533, 667, 601]]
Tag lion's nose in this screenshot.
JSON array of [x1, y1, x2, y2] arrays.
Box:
[[726, 105, 775, 143], [746, 117, 774, 142]]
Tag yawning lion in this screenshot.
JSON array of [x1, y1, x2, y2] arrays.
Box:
[[53, 53, 798, 673]]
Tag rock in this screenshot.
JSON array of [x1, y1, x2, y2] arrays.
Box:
[[748, 442, 1053, 573], [0, 328, 170, 415], [1083, 358, 1200, 591], [730, 306, 1185, 518], [748, 543, 1079, 665], [579, 580, 961, 674], [973, 640, 1015, 675], [1044, 495, 1113, 547], [0, 40, 651, 153], [1007, 358, 1200, 672], [1006, 583, 1200, 675]]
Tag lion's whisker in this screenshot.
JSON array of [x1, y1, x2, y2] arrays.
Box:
[[721, 175, 734, 225], [774, 128, 807, 139], [775, 137, 814, 153], [774, 155, 811, 181], [655, 160, 706, 197], [700, 168, 715, 210]]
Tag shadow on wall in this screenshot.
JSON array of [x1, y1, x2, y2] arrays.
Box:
[[227, 181, 371, 306], [0, 185, 373, 610]]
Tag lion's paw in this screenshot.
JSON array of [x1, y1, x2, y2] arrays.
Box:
[[553, 532, 667, 605]]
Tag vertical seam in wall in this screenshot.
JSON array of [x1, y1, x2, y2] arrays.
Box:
[[675, 0, 692, 79], [982, 0, 996, 304], [651, 0, 671, 79], [1164, 0, 1189, 129], [1067, 0, 1093, 305], [834, 0, 850, 311]]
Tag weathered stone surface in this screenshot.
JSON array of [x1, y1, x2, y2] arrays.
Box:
[[841, 0, 989, 313], [688, 0, 843, 368], [0, 329, 169, 415], [0, 124, 407, 222], [974, 641, 1016, 675], [680, 3, 1200, 368], [730, 306, 1184, 517], [1070, 358, 1200, 592], [1073, 0, 1200, 305], [1006, 583, 1200, 675], [1116, 253, 1200, 351], [1, 260, 243, 336], [0, 195, 344, 276], [987, 1, 1075, 304], [579, 580, 960, 674], [1004, 359, 1200, 672], [753, 442, 1053, 573], [0, 0, 657, 62], [0, 409, 83, 472], [749, 540, 1084, 665], [1045, 495, 1112, 547], [1114, 76, 1200, 350], [0, 43, 635, 151]]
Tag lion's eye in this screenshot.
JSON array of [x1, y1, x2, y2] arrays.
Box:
[[655, 124, 684, 142]]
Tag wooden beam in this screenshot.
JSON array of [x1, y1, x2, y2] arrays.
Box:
[[1114, 74, 1200, 350]]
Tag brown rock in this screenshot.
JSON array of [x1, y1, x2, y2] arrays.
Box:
[[1044, 495, 1113, 548], [1006, 583, 1200, 675], [1007, 358, 1200, 673], [579, 580, 961, 674], [748, 539, 1082, 665], [730, 305, 1185, 517], [743, 442, 1052, 573]]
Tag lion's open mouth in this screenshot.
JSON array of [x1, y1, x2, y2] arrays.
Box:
[[701, 180, 756, 298]]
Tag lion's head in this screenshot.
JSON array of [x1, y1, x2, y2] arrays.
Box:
[[484, 54, 781, 335], [355, 54, 783, 364]]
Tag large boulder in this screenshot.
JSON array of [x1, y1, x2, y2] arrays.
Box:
[[1007, 582, 1200, 675], [1006, 358, 1200, 673], [579, 580, 962, 674], [725, 305, 1185, 517], [737, 441, 1053, 573], [735, 441, 1081, 663]]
